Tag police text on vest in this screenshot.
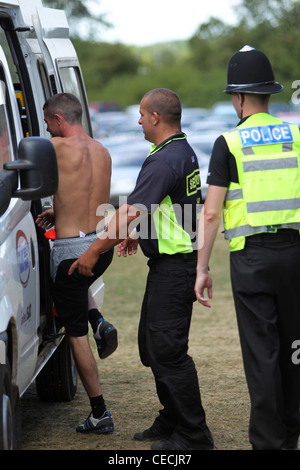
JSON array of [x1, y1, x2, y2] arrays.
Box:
[[239, 124, 293, 147]]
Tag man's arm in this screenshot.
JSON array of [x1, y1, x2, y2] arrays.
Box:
[[68, 204, 146, 276], [35, 208, 56, 230], [195, 185, 227, 307]]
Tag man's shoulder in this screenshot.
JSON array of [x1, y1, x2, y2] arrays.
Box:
[[50, 135, 74, 149], [51, 135, 110, 156], [49, 136, 68, 155], [50, 136, 64, 145]]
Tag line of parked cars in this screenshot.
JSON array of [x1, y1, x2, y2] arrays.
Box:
[[90, 101, 300, 206]]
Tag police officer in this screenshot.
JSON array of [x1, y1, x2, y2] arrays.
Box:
[[70, 88, 214, 450], [195, 46, 300, 450]]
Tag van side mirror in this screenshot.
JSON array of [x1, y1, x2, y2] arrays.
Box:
[[0, 137, 58, 216], [4, 137, 58, 200], [0, 169, 18, 216]]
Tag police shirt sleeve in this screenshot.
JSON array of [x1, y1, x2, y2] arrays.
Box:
[[127, 159, 176, 210], [207, 135, 238, 187]]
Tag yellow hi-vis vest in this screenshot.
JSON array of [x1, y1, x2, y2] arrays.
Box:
[[223, 113, 300, 251]]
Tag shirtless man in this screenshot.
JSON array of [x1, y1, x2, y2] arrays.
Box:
[[36, 93, 116, 434]]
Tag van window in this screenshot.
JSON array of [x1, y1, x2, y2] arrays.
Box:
[[58, 64, 92, 136], [37, 59, 51, 101], [0, 79, 13, 167]]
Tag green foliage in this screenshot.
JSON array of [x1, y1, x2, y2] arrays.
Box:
[[43, 0, 111, 39], [73, 39, 139, 94], [43, 0, 106, 22], [49, 0, 300, 108]]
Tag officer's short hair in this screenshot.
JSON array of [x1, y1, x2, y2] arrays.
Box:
[[143, 88, 181, 125]]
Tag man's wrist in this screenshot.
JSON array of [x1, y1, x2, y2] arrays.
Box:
[[90, 239, 103, 257], [197, 266, 210, 275]]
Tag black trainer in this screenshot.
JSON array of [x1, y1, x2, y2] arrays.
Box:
[[282, 434, 299, 450], [151, 437, 185, 450], [134, 426, 170, 441], [151, 437, 214, 451], [94, 319, 118, 359]]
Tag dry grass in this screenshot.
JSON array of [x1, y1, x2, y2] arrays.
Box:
[[21, 230, 252, 450]]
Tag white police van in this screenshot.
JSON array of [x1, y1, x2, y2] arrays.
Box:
[[0, 0, 104, 449]]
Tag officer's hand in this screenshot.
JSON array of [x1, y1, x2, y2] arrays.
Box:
[[194, 273, 212, 308], [117, 235, 139, 257], [68, 247, 98, 277]]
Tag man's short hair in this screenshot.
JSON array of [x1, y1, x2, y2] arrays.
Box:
[[143, 88, 182, 125], [43, 93, 82, 124]]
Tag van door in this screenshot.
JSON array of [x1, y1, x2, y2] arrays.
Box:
[[0, 46, 39, 393], [32, 6, 92, 136]]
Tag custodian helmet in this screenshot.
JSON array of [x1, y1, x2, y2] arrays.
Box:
[[224, 45, 283, 95]]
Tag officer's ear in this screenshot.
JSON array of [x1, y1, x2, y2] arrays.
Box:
[[238, 93, 244, 107], [152, 111, 160, 125]]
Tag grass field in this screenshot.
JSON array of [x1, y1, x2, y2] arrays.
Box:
[[96, 228, 251, 451], [21, 228, 252, 450]]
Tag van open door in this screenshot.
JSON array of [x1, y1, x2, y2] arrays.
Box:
[[32, 5, 92, 136]]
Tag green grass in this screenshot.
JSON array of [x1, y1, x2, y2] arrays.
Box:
[[97, 229, 251, 450], [21, 229, 252, 450]]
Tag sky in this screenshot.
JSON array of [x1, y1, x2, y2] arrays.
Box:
[[92, 0, 240, 46]]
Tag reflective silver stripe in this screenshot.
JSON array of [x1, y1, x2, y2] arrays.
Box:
[[247, 198, 300, 213], [225, 224, 270, 239], [227, 80, 276, 88], [226, 188, 243, 201], [242, 147, 254, 156], [282, 142, 294, 152], [224, 223, 300, 239], [243, 157, 298, 172]]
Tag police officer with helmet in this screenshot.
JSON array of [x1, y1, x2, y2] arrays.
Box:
[[195, 46, 300, 450]]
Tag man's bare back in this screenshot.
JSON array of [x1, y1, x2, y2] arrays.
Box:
[[35, 93, 117, 435], [52, 134, 111, 238], [37, 93, 112, 239]]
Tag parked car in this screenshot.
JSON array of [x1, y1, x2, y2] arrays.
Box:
[[107, 140, 149, 207]]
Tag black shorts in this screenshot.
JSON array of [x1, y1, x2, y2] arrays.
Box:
[[51, 249, 113, 337]]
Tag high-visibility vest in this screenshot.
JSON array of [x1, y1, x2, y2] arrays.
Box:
[[223, 113, 300, 251], [136, 135, 201, 256], [149, 137, 199, 254]]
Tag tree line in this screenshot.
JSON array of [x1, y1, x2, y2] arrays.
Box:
[[44, 0, 300, 109]]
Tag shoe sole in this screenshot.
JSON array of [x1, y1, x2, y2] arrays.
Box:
[[76, 423, 114, 434], [99, 328, 118, 359], [134, 432, 169, 441], [77, 427, 114, 434]]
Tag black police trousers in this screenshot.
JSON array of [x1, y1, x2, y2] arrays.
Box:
[[138, 253, 214, 449], [230, 231, 300, 450]]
